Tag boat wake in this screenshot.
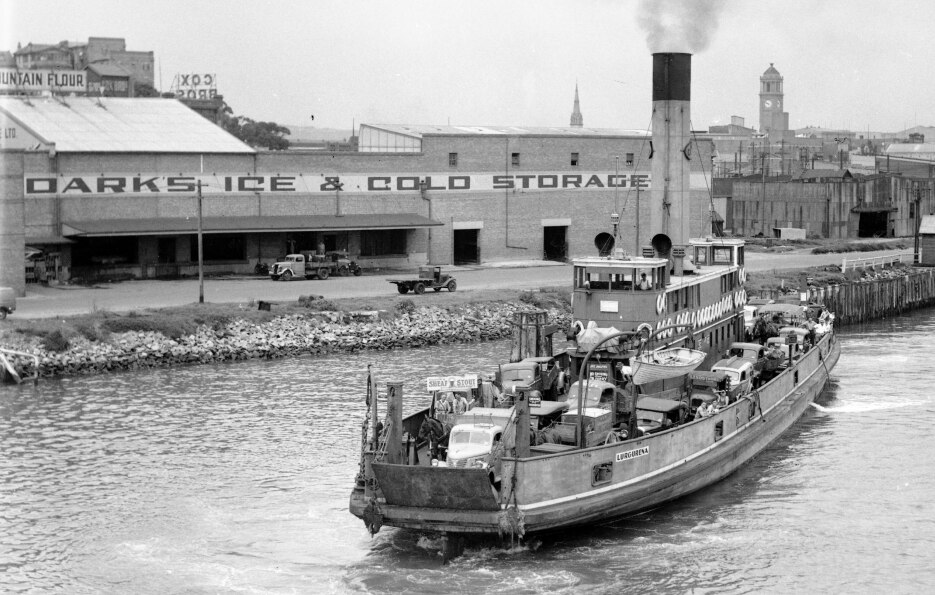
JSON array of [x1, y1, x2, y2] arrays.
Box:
[[810, 400, 917, 414]]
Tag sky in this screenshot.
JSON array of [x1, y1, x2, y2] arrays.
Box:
[[4, 0, 935, 134]]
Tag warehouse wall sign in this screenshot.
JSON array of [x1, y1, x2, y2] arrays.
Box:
[[0, 68, 87, 93], [24, 172, 655, 197]]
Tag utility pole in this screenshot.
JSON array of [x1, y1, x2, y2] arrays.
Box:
[[914, 185, 922, 264], [420, 180, 432, 264], [197, 180, 204, 304]]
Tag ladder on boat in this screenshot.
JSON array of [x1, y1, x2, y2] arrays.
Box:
[[0, 347, 39, 385]]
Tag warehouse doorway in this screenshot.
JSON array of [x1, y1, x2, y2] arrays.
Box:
[[453, 229, 479, 264], [858, 211, 889, 238], [543, 225, 567, 261]]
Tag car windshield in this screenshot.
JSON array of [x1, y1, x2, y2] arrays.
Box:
[[450, 430, 491, 445], [502, 369, 534, 383], [567, 383, 606, 408], [638, 410, 665, 424]]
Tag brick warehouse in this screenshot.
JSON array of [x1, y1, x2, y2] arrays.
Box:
[[0, 96, 716, 295]]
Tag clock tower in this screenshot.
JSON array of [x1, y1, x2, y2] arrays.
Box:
[[759, 63, 788, 133]]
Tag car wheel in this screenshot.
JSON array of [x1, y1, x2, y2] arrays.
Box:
[[397, 285, 409, 294], [318, 267, 330, 279], [338, 265, 349, 277], [353, 268, 362, 276], [0, 308, 7, 320], [447, 280, 457, 292], [414, 282, 425, 295], [281, 270, 293, 281]]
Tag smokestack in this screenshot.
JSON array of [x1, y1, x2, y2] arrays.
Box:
[[650, 53, 692, 265]]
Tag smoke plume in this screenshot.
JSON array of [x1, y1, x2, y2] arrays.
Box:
[[637, 0, 727, 54]]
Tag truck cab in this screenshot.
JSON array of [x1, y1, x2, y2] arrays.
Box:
[[498, 354, 568, 400], [711, 357, 755, 398], [635, 396, 687, 436]]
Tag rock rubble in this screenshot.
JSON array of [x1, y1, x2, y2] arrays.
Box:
[[1, 304, 571, 380]]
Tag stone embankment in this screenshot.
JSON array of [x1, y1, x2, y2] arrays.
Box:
[[1, 304, 572, 380]]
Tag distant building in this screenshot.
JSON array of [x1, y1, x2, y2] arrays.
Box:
[[9, 37, 153, 97], [759, 64, 789, 135], [570, 84, 583, 127]]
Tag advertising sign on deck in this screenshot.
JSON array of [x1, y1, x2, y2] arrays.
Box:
[[426, 375, 478, 392]]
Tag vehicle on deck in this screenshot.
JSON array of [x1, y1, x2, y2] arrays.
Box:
[[388, 266, 456, 294], [635, 396, 688, 436], [711, 356, 756, 396], [497, 354, 569, 400]]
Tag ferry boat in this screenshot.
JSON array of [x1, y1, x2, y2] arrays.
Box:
[[348, 52, 840, 559]]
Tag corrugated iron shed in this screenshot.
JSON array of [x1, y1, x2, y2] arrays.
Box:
[[0, 96, 254, 153]]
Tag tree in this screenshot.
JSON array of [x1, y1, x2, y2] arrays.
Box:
[[219, 102, 291, 150]]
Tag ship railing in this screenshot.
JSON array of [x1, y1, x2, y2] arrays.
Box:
[[841, 251, 914, 273], [0, 347, 39, 385]]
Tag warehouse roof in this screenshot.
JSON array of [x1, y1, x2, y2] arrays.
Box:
[[0, 96, 255, 153], [362, 123, 651, 138], [62, 214, 442, 237]]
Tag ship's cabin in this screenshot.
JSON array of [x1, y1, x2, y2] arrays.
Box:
[[572, 257, 668, 293], [689, 237, 745, 270]]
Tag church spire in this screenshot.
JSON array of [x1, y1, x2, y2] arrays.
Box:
[[570, 83, 583, 127]]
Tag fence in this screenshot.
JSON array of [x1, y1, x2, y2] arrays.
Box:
[[805, 267, 935, 325], [841, 251, 915, 273]]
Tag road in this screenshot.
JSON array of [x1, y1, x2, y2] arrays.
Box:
[[7, 248, 905, 319]]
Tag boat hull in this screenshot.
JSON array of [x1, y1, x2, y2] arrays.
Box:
[[350, 331, 840, 536]]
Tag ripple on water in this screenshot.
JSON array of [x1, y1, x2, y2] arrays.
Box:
[[3, 320, 935, 593]]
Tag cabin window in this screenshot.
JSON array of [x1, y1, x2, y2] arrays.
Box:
[[694, 248, 707, 265], [794, 370, 799, 385], [737, 246, 745, 266], [713, 246, 732, 265], [592, 462, 613, 486], [715, 420, 724, 441]]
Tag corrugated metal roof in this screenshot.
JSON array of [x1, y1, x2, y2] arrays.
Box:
[[885, 143, 935, 154], [0, 96, 255, 153], [86, 63, 132, 77], [363, 123, 650, 138], [62, 214, 442, 237]]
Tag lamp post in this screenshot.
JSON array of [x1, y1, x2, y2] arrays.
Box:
[[420, 179, 432, 264]]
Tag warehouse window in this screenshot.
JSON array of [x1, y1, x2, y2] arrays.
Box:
[[512, 152, 520, 167], [190, 234, 245, 262], [571, 152, 579, 166], [360, 229, 407, 256], [626, 152, 634, 166], [449, 152, 458, 167]]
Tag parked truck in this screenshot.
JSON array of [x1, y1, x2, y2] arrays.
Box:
[[269, 253, 333, 281], [388, 266, 456, 294]]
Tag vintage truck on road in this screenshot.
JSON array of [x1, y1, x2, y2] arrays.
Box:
[[269, 252, 362, 281], [388, 266, 456, 294], [269, 254, 332, 281]]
